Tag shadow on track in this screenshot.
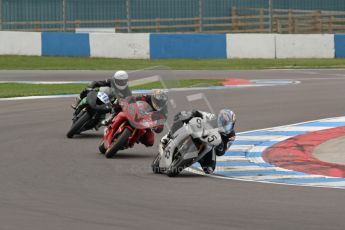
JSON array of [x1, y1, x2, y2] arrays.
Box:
[[100, 152, 154, 159], [69, 133, 104, 139]]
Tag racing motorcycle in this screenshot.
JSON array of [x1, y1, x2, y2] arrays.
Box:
[[99, 97, 166, 158], [66, 89, 112, 138], [151, 116, 221, 177]]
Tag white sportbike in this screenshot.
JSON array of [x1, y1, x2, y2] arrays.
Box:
[[152, 116, 221, 177]]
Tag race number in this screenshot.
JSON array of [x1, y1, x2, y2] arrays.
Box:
[[207, 135, 218, 143], [97, 92, 110, 104], [164, 147, 171, 159], [196, 118, 202, 128]]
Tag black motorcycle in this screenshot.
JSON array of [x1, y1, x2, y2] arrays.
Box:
[[66, 90, 112, 138]]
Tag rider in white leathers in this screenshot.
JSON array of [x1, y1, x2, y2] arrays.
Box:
[[161, 109, 236, 174]]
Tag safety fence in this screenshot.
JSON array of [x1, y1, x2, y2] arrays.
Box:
[[1, 0, 345, 33], [1, 31, 345, 59]]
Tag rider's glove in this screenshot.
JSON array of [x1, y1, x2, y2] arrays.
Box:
[[104, 104, 112, 113], [215, 142, 226, 156], [112, 98, 121, 109]]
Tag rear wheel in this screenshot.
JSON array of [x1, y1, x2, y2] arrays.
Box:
[[105, 128, 132, 158], [66, 112, 90, 138], [151, 154, 162, 174]]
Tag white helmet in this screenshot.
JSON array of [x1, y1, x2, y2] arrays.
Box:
[[113, 70, 129, 90], [217, 109, 236, 134]]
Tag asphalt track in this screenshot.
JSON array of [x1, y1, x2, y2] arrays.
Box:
[[1, 69, 345, 230]]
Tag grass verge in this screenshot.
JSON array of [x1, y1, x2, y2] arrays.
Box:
[[0, 79, 223, 98], [0, 55, 345, 70]]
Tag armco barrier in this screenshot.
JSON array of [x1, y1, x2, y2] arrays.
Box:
[[275, 34, 334, 58], [0, 31, 41, 56], [227, 34, 276, 59], [42, 32, 90, 57], [335, 34, 345, 58], [90, 33, 149, 59], [150, 34, 227, 59]]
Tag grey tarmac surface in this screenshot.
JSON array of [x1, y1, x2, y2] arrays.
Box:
[[1, 69, 345, 230], [313, 136, 345, 164]]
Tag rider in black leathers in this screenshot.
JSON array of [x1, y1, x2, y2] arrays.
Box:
[[72, 70, 132, 109]]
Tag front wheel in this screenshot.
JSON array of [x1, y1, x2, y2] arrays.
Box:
[[98, 141, 106, 154], [66, 112, 90, 138], [166, 153, 184, 177], [151, 154, 162, 174], [105, 128, 132, 158]]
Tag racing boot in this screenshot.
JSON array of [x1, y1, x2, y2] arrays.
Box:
[[101, 115, 114, 127], [199, 152, 216, 174], [71, 97, 81, 110], [160, 132, 172, 148], [203, 166, 215, 174]]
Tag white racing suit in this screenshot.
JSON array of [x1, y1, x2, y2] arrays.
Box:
[[163, 110, 236, 174]]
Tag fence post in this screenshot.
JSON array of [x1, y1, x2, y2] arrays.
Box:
[[155, 18, 160, 32], [231, 6, 238, 31], [328, 16, 334, 33], [259, 8, 264, 31], [268, 0, 273, 32], [76, 20, 80, 29], [115, 19, 120, 32], [275, 17, 281, 33], [318, 10, 322, 33], [199, 0, 204, 32], [292, 18, 297, 33], [126, 0, 132, 33], [34, 21, 41, 32], [0, 0, 2, 31], [288, 9, 293, 33], [62, 0, 67, 32], [313, 10, 322, 33]]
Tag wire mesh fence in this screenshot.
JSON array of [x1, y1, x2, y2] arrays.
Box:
[[0, 0, 345, 33]]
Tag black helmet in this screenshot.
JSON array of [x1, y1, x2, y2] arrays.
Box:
[[151, 89, 168, 111]]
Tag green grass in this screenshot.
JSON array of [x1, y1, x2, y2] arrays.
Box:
[[0, 83, 87, 98], [0, 79, 223, 98], [0, 55, 345, 70]]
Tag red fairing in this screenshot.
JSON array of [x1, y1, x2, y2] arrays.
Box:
[[104, 112, 131, 147], [104, 111, 149, 148], [103, 98, 166, 151]]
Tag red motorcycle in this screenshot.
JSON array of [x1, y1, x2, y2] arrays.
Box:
[[99, 97, 166, 158]]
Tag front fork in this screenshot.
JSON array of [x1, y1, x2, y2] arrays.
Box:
[[104, 121, 127, 148]]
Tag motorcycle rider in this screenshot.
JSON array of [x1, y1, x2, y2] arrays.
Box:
[[161, 109, 236, 174], [72, 70, 132, 109]]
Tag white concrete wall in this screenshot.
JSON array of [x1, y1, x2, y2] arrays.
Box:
[[90, 33, 150, 59], [0, 31, 336, 59], [275, 34, 334, 58], [227, 34, 276, 59], [0, 31, 41, 56]]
